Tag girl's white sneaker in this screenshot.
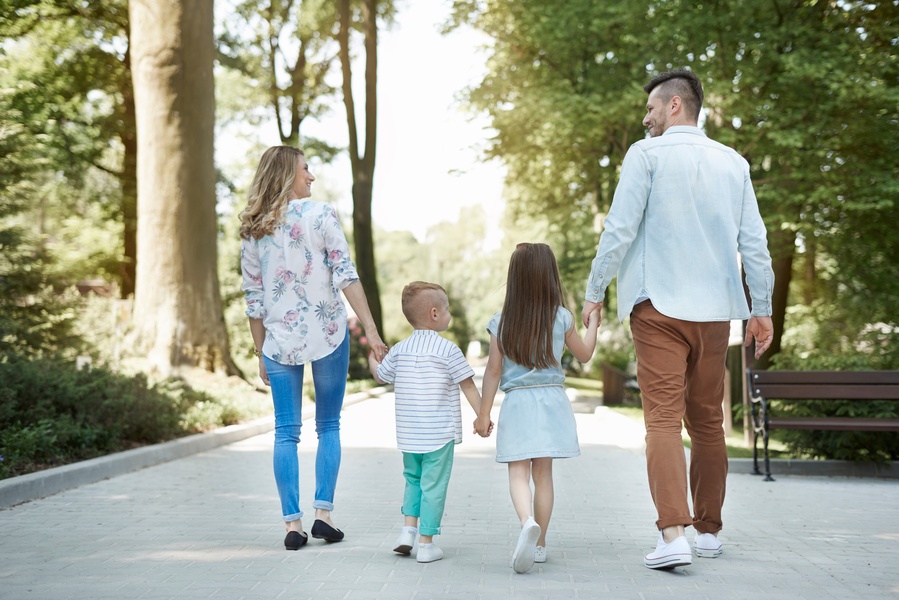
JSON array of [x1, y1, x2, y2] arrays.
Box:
[[534, 546, 546, 563]]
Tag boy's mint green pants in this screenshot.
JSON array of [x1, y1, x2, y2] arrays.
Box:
[[402, 441, 455, 536]]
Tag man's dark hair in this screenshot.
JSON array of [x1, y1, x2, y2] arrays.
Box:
[[643, 69, 703, 122]]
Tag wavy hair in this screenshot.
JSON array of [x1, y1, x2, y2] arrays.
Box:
[[498, 243, 566, 369], [239, 146, 305, 240]]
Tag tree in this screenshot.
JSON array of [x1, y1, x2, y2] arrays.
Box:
[[337, 0, 386, 335], [130, 0, 238, 375], [218, 0, 340, 157], [0, 0, 138, 298]]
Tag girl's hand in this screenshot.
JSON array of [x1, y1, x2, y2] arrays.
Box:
[[474, 416, 494, 437], [588, 306, 602, 329]]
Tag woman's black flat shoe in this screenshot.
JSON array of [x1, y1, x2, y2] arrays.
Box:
[[311, 519, 345, 542], [284, 530, 308, 550]]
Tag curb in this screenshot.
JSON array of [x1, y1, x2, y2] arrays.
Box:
[[728, 457, 899, 479], [0, 386, 390, 510]]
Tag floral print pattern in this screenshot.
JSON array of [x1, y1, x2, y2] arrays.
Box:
[[241, 200, 359, 365]]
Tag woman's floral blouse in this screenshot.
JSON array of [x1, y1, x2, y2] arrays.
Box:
[[241, 200, 359, 365]]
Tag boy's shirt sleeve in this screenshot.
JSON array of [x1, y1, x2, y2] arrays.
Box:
[[376, 347, 397, 383], [446, 344, 475, 385]]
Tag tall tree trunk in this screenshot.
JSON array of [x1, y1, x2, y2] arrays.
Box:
[[337, 0, 383, 335], [130, 0, 238, 375], [753, 228, 794, 370], [120, 67, 137, 299]]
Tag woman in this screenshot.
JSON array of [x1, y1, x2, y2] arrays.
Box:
[[239, 146, 387, 550]]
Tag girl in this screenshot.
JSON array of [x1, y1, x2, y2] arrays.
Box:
[[475, 243, 600, 573]]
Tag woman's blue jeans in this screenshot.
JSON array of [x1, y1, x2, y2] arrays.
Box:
[[263, 332, 349, 522]]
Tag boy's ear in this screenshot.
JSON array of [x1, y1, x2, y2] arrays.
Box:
[[430, 307, 438, 321]]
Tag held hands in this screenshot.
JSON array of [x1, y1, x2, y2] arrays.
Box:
[[473, 415, 494, 438], [582, 300, 603, 329], [365, 329, 389, 362], [744, 316, 774, 359]]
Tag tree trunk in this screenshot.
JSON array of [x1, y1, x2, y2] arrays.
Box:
[[753, 228, 794, 370], [130, 0, 238, 375], [338, 0, 383, 335], [120, 69, 137, 299]]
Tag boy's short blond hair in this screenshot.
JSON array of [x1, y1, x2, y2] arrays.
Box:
[[402, 281, 448, 327]]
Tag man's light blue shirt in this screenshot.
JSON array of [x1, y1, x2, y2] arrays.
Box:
[[586, 125, 774, 322]]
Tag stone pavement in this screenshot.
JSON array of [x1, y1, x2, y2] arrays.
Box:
[[1, 386, 898, 600]]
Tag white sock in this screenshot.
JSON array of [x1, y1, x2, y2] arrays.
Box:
[[403, 526, 418, 534]]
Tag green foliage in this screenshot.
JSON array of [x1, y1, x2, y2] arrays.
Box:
[[0, 93, 83, 359], [0, 355, 273, 480]]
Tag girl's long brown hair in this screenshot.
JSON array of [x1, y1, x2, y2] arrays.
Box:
[[497, 243, 566, 369], [239, 146, 304, 240]]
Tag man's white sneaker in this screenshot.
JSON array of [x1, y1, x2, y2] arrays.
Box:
[[511, 517, 541, 574], [393, 526, 417, 555], [693, 532, 723, 558], [644, 533, 693, 569], [416, 542, 444, 563], [534, 546, 546, 563]]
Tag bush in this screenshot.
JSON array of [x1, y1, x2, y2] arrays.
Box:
[[0, 356, 272, 479]]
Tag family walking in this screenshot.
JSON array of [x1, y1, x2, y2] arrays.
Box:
[[239, 69, 774, 571]]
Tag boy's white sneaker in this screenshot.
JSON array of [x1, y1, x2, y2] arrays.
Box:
[[393, 526, 418, 555], [534, 546, 546, 563], [511, 517, 541, 574], [644, 533, 692, 569], [693, 532, 723, 558], [416, 542, 444, 563]]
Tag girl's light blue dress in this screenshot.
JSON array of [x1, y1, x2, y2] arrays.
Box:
[[487, 308, 581, 463]]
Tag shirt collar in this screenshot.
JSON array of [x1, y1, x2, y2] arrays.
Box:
[[662, 125, 706, 137], [412, 329, 439, 336]]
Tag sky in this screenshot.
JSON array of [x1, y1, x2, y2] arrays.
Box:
[[225, 1, 507, 242]]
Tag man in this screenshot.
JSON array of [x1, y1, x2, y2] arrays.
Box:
[[583, 69, 774, 569]]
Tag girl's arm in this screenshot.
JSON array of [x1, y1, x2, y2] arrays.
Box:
[[565, 308, 601, 363], [475, 334, 503, 437]]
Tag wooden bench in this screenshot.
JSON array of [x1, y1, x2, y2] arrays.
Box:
[[747, 370, 899, 480]]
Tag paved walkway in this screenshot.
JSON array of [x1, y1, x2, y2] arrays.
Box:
[[1, 384, 898, 599]]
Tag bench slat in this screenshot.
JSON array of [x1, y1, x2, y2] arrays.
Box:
[[752, 384, 899, 400], [767, 417, 899, 431], [750, 371, 899, 385]]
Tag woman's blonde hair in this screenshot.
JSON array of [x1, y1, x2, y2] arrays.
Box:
[[239, 146, 305, 240], [498, 242, 566, 370]]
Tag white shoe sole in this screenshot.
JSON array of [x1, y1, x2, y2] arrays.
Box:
[[644, 552, 693, 569], [512, 521, 541, 574], [694, 545, 722, 558]]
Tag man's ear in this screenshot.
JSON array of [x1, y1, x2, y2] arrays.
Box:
[[670, 95, 682, 115]]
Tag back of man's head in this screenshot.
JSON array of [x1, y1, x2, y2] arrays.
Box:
[[644, 69, 704, 123]]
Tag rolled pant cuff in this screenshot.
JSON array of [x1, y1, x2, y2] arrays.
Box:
[[656, 516, 693, 530], [312, 500, 334, 511]]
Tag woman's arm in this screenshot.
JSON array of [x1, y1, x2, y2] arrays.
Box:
[[565, 308, 600, 363], [342, 281, 388, 361], [248, 317, 270, 385]]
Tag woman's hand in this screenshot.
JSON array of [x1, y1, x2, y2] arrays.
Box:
[[366, 329, 388, 362], [258, 356, 270, 386]]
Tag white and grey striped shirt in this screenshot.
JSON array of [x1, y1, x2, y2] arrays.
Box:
[[376, 330, 475, 453]]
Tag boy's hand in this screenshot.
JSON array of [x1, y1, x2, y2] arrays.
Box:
[[473, 416, 494, 437]]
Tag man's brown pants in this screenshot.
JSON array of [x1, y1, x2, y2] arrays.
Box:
[[630, 301, 730, 534]]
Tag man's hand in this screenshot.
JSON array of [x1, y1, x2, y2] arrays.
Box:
[[582, 300, 603, 328], [744, 316, 774, 359]]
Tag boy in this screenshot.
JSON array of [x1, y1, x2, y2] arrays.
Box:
[[368, 281, 490, 563]]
